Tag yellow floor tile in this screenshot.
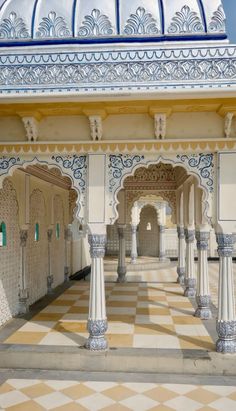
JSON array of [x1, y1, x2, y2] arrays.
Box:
[[134, 324, 175, 335], [102, 405, 131, 411], [53, 403, 88, 411], [107, 301, 137, 308], [21, 383, 54, 398], [136, 308, 170, 315], [107, 315, 135, 324], [169, 302, 192, 308], [7, 400, 45, 411], [149, 405, 175, 411], [107, 334, 133, 347], [111, 291, 138, 296], [50, 300, 74, 306], [186, 388, 220, 404], [102, 385, 136, 401], [5, 332, 45, 345], [54, 322, 87, 333], [143, 386, 178, 402], [32, 313, 63, 321], [179, 336, 215, 351], [172, 316, 202, 325], [62, 384, 95, 400], [68, 307, 88, 314], [229, 392, 236, 400], [0, 382, 14, 394]]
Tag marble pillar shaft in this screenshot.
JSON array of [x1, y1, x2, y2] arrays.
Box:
[[216, 233, 236, 353], [159, 225, 166, 259], [194, 231, 212, 319], [47, 229, 54, 294], [184, 229, 196, 297], [131, 225, 138, 264], [177, 226, 185, 285], [117, 226, 127, 282], [19, 230, 29, 314], [85, 234, 108, 351]]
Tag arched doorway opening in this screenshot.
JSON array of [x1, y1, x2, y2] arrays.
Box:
[[138, 205, 159, 257]]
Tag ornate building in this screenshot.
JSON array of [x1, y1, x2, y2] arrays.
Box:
[[0, 0, 236, 356]]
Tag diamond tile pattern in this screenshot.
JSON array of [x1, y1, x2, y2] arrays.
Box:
[[4, 265, 215, 350], [0, 380, 236, 411]]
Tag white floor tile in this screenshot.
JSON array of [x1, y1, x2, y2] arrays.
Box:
[[78, 393, 115, 410], [121, 394, 158, 411], [35, 392, 72, 409], [0, 391, 29, 408], [39, 332, 79, 346]]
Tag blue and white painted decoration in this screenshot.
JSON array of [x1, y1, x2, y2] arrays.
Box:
[[0, 0, 226, 44]]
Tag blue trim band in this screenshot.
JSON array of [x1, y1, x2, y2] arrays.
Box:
[[198, 0, 207, 33], [0, 0, 9, 12], [31, 0, 40, 38], [0, 33, 227, 48], [72, 0, 77, 37], [158, 0, 165, 35], [116, 0, 120, 35]]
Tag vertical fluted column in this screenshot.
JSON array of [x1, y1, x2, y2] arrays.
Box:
[[47, 229, 54, 294], [177, 226, 185, 285], [130, 225, 138, 264], [195, 231, 212, 319], [64, 228, 72, 282], [216, 234, 236, 353], [159, 225, 166, 261], [184, 228, 196, 297], [117, 225, 127, 283], [85, 234, 108, 351], [19, 230, 29, 314]]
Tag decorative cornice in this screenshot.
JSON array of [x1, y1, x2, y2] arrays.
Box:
[[0, 45, 235, 97]]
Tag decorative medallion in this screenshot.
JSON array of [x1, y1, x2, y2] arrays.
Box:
[[124, 7, 159, 35], [36, 11, 71, 38], [209, 5, 226, 33], [0, 12, 30, 39], [168, 5, 204, 34], [109, 154, 145, 193], [78, 9, 113, 37]]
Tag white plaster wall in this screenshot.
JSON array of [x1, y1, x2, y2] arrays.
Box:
[[28, 189, 48, 305], [39, 116, 90, 141], [52, 194, 65, 288], [0, 179, 21, 326], [0, 112, 226, 142]]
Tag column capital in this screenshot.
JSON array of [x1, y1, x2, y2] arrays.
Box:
[[47, 229, 53, 243], [159, 225, 165, 233], [88, 234, 106, 258], [216, 233, 235, 257], [184, 228, 195, 243], [196, 231, 209, 251], [117, 226, 126, 239], [20, 230, 28, 247], [64, 227, 72, 241], [177, 226, 185, 239]]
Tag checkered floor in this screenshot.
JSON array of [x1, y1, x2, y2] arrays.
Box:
[[4, 266, 214, 350], [1, 379, 236, 410]]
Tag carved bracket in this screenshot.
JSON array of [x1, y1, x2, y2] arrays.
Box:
[[224, 113, 234, 138], [22, 117, 39, 142], [89, 116, 103, 141], [154, 114, 167, 140]]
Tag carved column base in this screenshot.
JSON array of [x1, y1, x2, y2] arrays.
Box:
[[194, 295, 212, 319], [216, 321, 236, 353], [177, 267, 185, 285], [117, 267, 127, 283], [64, 267, 70, 282], [18, 289, 29, 315], [130, 255, 137, 264], [184, 278, 196, 298], [85, 319, 108, 351], [47, 275, 54, 294]]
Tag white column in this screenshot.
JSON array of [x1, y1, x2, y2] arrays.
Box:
[[18, 230, 29, 314], [130, 224, 138, 264], [117, 225, 127, 283], [184, 228, 196, 297], [85, 234, 108, 351], [47, 229, 54, 294], [64, 227, 72, 282], [159, 224, 166, 261], [195, 231, 212, 319], [216, 233, 236, 353], [177, 226, 185, 285]]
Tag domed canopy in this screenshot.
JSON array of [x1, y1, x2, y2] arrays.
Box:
[[0, 0, 226, 45]]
